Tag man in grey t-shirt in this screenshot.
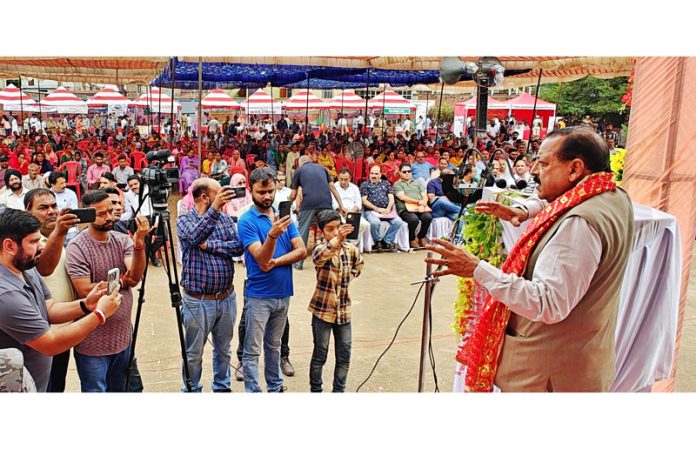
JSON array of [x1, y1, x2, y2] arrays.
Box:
[[0, 209, 121, 392]]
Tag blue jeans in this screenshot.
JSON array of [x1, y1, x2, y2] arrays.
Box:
[[309, 316, 352, 393], [363, 210, 404, 245], [242, 296, 290, 392], [74, 346, 131, 392], [181, 291, 237, 392], [431, 197, 462, 221]]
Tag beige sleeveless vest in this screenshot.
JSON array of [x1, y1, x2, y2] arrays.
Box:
[[494, 188, 634, 392]]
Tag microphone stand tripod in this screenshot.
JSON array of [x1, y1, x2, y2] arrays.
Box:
[[411, 252, 440, 392]]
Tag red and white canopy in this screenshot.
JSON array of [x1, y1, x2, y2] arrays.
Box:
[[455, 96, 510, 110], [86, 86, 131, 106], [283, 89, 329, 110], [240, 89, 282, 115], [39, 86, 86, 107], [0, 83, 38, 105], [132, 86, 182, 112], [504, 92, 556, 110], [201, 89, 240, 109], [328, 90, 366, 110], [368, 89, 416, 112]]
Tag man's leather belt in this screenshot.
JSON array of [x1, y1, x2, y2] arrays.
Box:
[[184, 286, 234, 301]]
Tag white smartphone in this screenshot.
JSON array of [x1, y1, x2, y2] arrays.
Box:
[[107, 268, 120, 295]]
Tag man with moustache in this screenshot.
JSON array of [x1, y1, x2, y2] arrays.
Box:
[[24, 188, 81, 392], [425, 127, 633, 392], [0, 209, 121, 392], [102, 187, 129, 234], [0, 169, 28, 210], [65, 190, 150, 392], [237, 167, 307, 392]]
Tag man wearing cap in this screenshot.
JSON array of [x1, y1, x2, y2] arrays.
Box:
[[0, 170, 28, 210]]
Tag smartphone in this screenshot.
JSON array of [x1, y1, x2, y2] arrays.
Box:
[[345, 212, 361, 240], [278, 200, 292, 219], [230, 186, 247, 199], [107, 268, 120, 295], [67, 207, 96, 224], [152, 215, 160, 230]]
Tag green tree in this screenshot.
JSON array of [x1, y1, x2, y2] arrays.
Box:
[[538, 76, 628, 117]]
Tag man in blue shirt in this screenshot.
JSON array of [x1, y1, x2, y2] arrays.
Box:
[[177, 178, 243, 392], [410, 150, 434, 184], [237, 167, 307, 392]]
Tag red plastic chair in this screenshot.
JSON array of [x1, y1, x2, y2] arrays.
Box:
[[62, 161, 82, 201], [229, 165, 248, 186], [131, 151, 148, 171], [77, 141, 90, 153], [245, 154, 256, 171]]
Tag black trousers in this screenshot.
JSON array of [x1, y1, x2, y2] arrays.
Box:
[[47, 349, 70, 392], [399, 210, 433, 241]]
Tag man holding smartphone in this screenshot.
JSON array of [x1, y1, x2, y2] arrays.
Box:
[[65, 190, 150, 392], [237, 167, 307, 392], [177, 178, 243, 392]]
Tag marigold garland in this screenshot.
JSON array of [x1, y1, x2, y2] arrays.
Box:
[[610, 147, 627, 185], [451, 198, 509, 338]]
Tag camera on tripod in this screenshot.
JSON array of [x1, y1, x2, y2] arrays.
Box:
[[141, 150, 180, 211]]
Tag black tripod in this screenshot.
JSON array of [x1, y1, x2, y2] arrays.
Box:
[[124, 194, 193, 392]]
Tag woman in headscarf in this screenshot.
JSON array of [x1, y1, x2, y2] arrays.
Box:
[[223, 173, 252, 219]]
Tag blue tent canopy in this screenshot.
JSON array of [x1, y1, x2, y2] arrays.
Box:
[[151, 59, 445, 89]]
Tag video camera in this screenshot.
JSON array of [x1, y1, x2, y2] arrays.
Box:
[[141, 150, 179, 210]]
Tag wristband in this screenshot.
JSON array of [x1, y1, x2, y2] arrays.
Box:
[[93, 309, 107, 325], [133, 242, 145, 251], [79, 300, 91, 315], [268, 233, 278, 240]]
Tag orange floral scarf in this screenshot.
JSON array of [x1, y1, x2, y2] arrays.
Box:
[[456, 172, 617, 392]]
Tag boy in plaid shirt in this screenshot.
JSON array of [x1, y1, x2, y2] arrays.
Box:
[[308, 210, 364, 392]]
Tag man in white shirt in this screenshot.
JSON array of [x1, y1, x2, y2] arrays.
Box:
[[425, 126, 634, 392], [123, 175, 152, 221], [48, 171, 79, 244], [0, 170, 27, 210], [22, 164, 45, 191], [402, 116, 413, 135], [415, 115, 424, 139], [271, 170, 292, 211], [331, 168, 369, 249]]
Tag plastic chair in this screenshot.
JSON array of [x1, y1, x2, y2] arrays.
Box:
[[131, 151, 148, 171], [245, 154, 256, 171], [62, 161, 82, 201], [229, 165, 248, 185], [77, 141, 90, 153]]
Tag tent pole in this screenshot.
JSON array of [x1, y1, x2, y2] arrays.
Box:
[[341, 88, 344, 117], [270, 84, 274, 132], [197, 57, 203, 175], [435, 82, 444, 142], [157, 75, 162, 134], [37, 79, 42, 130], [425, 91, 429, 135], [382, 83, 386, 129], [305, 72, 310, 141], [19, 75, 24, 136], [527, 69, 543, 155], [364, 67, 370, 135], [170, 58, 176, 143]]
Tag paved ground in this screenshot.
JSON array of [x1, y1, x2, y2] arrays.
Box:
[[62, 196, 696, 392]]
